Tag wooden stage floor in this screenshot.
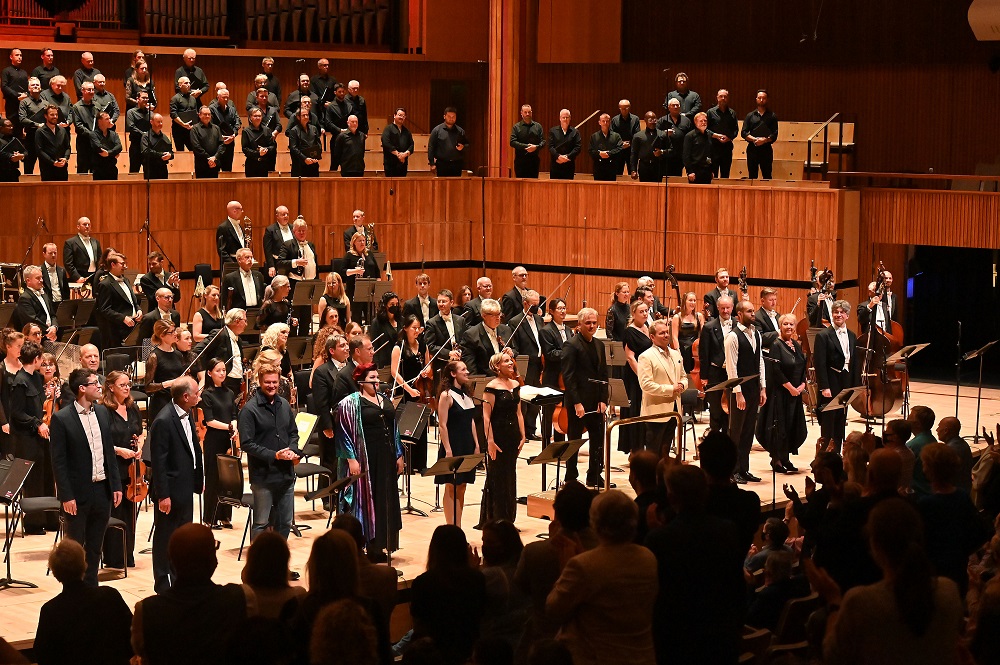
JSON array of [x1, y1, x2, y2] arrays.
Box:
[[1, 380, 995, 650]]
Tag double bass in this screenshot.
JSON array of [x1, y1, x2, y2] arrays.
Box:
[[850, 261, 903, 418]]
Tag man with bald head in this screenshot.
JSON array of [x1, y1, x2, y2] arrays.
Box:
[[699, 294, 735, 434], [174, 49, 208, 98], [706, 89, 738, 179], [140, 112, 173, 179], [548, 108, 581, 180], [331, 113, 366, 176], [63, 216, 102, 283], [216, 201, 247, 269], [91, 73, 119, 124], [936, 416, 972, 492], [264, 205, 294, 277], [342, 209, 377, 253], [589, 112, 623, 182], [464, 276, 492, 326], [138, 287, 181, 339], [208, 87, 239, 172], [72, 51, 99, 99], [346, 80, 368, 134], [611, 99, 640, 177], [657, 98, 691, 177], [168, 76, 198, 151]]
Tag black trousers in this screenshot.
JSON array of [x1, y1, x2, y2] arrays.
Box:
[[522, 362, 542, 436], [384, 159, 408, 177], [712, 145, 734, 178], [92, 165, 118, 181], [218, 144, 234, 172], [62, 483, 112, 586], [18, 435, 58, 530], [637, 161, 662, 183], [704, 378, 730, 435], [76, 136, 93, 173], [128, 137, 142, 173], [549, 160, 576, 180], [612, 151, 630, 176], [645, 420, 678, 458], [746, 145, 773, 179], [818, 395, 848, 450], [513, 155, 539, 179], [172, 127, 191, 151], [22, 130, 37, 174], [540, 403, 566, 450], [435, 159, 463, 177], [202, 431, 233, 524], [39, 162, 68, 181], [152, 493, 194, 593], [593, 160, 618, 182], [291, 161, 319, 177], [565, 409, 605, 483], [103, 475, 135, 569], [689, 166, 714, 184], [194, 156, 219, 178], [728, 381, 761, 475], [663, 152, 684, 177]]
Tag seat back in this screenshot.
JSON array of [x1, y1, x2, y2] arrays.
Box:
[[216, 454, 246, 505], [774, 592, 822, 644]]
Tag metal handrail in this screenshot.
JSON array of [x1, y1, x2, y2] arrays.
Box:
[[604, 412, 681, 492], [806, 113, 842, 178]]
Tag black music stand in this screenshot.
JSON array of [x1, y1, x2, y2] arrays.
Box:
[[0, 458, 36, 591], [286, 336, 312, 370], [959, 339, 997, 445], [529, 439, 586, 491], [354, 277, 379, 326], [887, 342, 930, 418], [290, 279, 324, 334], [304, 473, 365, 528], [704, 376, 747, 419], [821, 386, 868, 425], [422, 454, 484, 520], [56, 298, 96, 329], [396, 400, 430, 517]]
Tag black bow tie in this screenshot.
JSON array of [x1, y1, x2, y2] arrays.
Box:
[[178, 412, 188, 420]]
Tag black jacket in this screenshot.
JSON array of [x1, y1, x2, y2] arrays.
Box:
[[63, 234, 102, 281], [277, 239, 320, 278], [221, 269, 266, 310], [149, 401, 204, 500], [15, 288, 55, 330], [402, 295, 439, 327], [263, 222, 294, 273], [49, 402, 121, 503], [238, 391, 301, 485], [139, 271, 181, 311], [41, 263, 71, 302], [561, 334, 609, 410], [216, 219, 245, 268], [464, 323, 512, 376], [539, 321, 574, 387]]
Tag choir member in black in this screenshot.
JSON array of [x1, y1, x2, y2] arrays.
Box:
[[286, 74, 319, 121], [391, 315, 430, 470], [264, 205, 293, 278], [509, 104, 545, 179], [726, 301, 767, 484], [562, 308, 610, 487], [10, 341, 53, 534], [200, 358, 238, 528], [683, 112, 713, 184], [755, 288, 781, 351], [704, 268, 740, 320], [331, 112, 367, 176], [287, 107, 321, 177], [250, 86, 282, 135], [480, 353, 524, 524], [257, 275, 297, 331], [699, 295, 734, 434], [145, 320, 187, 423], [629, 111, 665, 183], [93, 74, 119, 125], [125, 91, 151, 173], [259, 57, 280, 100], [611, 100, 640, 177], [436, 360, 479, 527], [0, 329, 23, 457], [335, 363, 404, 562], [190, 106, 223, 178], [2, 48, 28, 121], [96, 253, 143, 348], [34, 104, 69, 181], [370, 292, 402, 369], [605, 281, 631, 341], [670, 292, 704, 373], [813, 300, 859, 451], [192, 285, 224, 342], [101, 371, 143, 568], [381, 107, 413, 177], [40, 75, 72, 123], [342, 232, 381, 324], [71, 81, 97, 173], [663, 72, 702, 120], [318, 272, 351, 328], [310, 58, 337, 106], [707, 89, 738, 179], [0, 118, 24, 181], [31, 48, 59, 91], [123, 49, 144, 86], [548, 109, 581, 180], [124, 59, 155, 111], [72, 52, 99, 98], [657, 98, 691, 177], [141, 113, 173, 179], [319, 81, 349, 131], [346, 80, 369, 134], [174, 49, 208, 97], [90, 111, 121, 180], [208, 88, 239, 172], [17, 77, 46, 174], [756, 314, 807, 474], [621, 300, 652, 454], [242, 106, 276, 177], [589, 113, 623, 182], [740, 90, 779, 180], [539, 297, 572, 448], [168, 76, 197, 151], [508, 290, 544, 440], [428, 106, 469, 177]]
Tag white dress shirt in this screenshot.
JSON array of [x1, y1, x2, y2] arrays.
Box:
[[279, 224, 294, 243], [484, 325, 500, 353], [228, 217, 245, 247], [29, 288, 52, 326], [79, 234, 97, 272], [441, 313, 455, 341], [419, 296, 430, 322], [74, 401, 107, 482], [44, 262, 62, 303], [173, 402, 198, 468], [114, 277, 139, 316], [227, 328, 244, 379], [836, 325, 851, 370], [240, 269, 259, 307], [724, 322, 766, 392], [299, 242, 316, 280]]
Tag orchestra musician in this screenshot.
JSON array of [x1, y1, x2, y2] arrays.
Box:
[[463, 277, 493, 327], [806, 269, 836, 327], [424, 289, 468, 378], [15, 266, 57, 340], [857, 270, 897, 332], [402, 273, 439, 328], [539, 297, 573, 449], [63, 216, 101, 284], [264, 205, 294, 278], [480, 353, 525, 523], [138, 251, 181, 310], [137, 288, 181, 341], [756, 314, 806, 474], [191, 285, 224, 342], [221, 248, 265, 310], [508, 290, 545, 441], [144, 321, 187, 423], [813, 300, 859, 452], [703, 268, 739, 320], [341, 232, 381, 325], [620, 300, 652, 454], [435, 360, 479, 528], [561, 307, 610, 488], [754, 287, 781, 351], [192, 308, 248, 395], [96, 252, 143, 349], [390, 315, 429, 470], [725, 301, 767, 484], [40, 243, 71, 305], [311, 333, 349, 510], [215, 200, 247, 270], [101, 370, 142, 569], [605, 281, 631, 341], [698, 295, 735, 434], [10, 340, 54, 534], [671, 291, 704, 373], [463, 298, 514, 377]]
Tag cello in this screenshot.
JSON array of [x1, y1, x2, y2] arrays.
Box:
[[850, 261, 903, 418]]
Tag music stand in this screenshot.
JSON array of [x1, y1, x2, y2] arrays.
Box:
[[604, 341, 627, 367], [958, 339, 997, 445], [0, 458, 36, 590], [290, 279, 324, 334], [821, 386, 868, 413], [704, 376, 747, 417], [59, 326, 96, 345], [529, 439, 586, 491], [286, 336, 312, 369], [422, 454, 484, 520], [887, 342, 930, 417], [0, 303, 15, 329], [304, 473, 364, 528], [354, 277, 380, 325], [372, 252, 387, 273], [396, 400, 431, 517], [514, 354, 529, 378], [123, 321, 144, 347]]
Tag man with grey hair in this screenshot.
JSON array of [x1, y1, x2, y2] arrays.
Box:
[[562, 307, 610, 487], [216, 200, 247, 268], [637, 276, 670, 318], [174, 48, 208, 98], [548, 108, 581, 180], [264, 205, 293, 278], [813, 299, 858, 450], [346, 79, 368, 134], [657, 97, 691, 177], [169, 76, 198, 151], [501, 265, 545, 323], [193, 309, 247, 394], [16, 265, 57, 339], [464, 276, 492, 326], [611, 99, 640, 176], [465, 298, 513, 376], [222, 247, 265, 309], [72, 51, 99, 99], [589, 112, 623, 182]]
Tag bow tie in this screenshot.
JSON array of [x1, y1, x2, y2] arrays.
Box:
[[178, 412, 188, 420]]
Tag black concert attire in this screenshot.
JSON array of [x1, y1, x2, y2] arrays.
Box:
[[381, 122, 414, 177], [704, 286, 739, 320], [196, 307, 224, 338], [261, 71, 281, 102], [90, 125, 122, 180], [173, 64, 209, 96], [137, 307, 181, 342], [509, 119, 545, 179], [857, 292, 897, 332], [241, 121, 277, 177], [321, 95, 351, 137], [462, 296, 485, 327], [588, 129, 623, 182], [190, 120, 223, 178], [140, 130, 173, 179], [10, 368, 55, 531], [40, 89, 72, 121], [464, 322, 513, 377], [139, 271, 181, 311], [341, 250, 380, 324], [149, 400, 204, 594], [331, 128, 366, 176], [193, 326, 246, 394], [437, 387, 478, 485], [725, 323, 766, 478], [0, 362, 15, 457], [208, 100, 240, 172], [368, 316, 399, 369], [244, 90, 279, 113], [216, 217, 246, 269], [425, 310, 467, 378], [96, 273, 142, 348], [30, 65, 60, 91], [741, 108, 779, 180], [656, 113, 691, 177], [610, 112, 640, 176], [699, 315, 734, 434], [201, 383, 237, 525], [428, 122, 469, 177], [813, 324, 859, 449], [621, 325, 652, 453], [402, 294, 439, 328], [17, 92, 47, 174], [34, 122, 70, 181], [480, 385, 521, 524], [756, 337, 807, 469], [683, 127, 713, 184], [277, 237, 320, 335], [754, 307, 781, 351], [257, 299, 293, 331], [347, 93, 369, 134], [806, 292, 835, 328], [500, 288, 525, 324], [145, 346, 186, 423], [124, 77, 157, 111], [509, 309, 545, 438], [664, 89, 702, 120], [71, 99, 97, 173], [1, 64, 27, 120], [102, 402, 142, 569], [706, 105, 738, 178], [629, 127, 666, 182], [548, 125, 582, 180], [675, 316, 701, 373], [309, 73, 338, 102], [0, 132, 21, 182], [539, 319, 573, 448], [168, 91, 197, 151], [14, 286, 55, 332], [72, 66, 100, 98], [287, 119, 322, 177], [63, 233, 101, 282], [605, 300, 629, 341], [124, 106, 151, 173], [395, 339, 429, 470], [309, 355, 346, 505], [562, 333, 609, 485], [93, 89, 121, 126], [222, 267, 265, 310], [286, 90, 319, 120], [41, 261, 70, 303]]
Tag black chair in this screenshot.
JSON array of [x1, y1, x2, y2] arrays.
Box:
[[101, 517, 129, 578], [193, 263, 214, 289], [215, 454, 254, 560]]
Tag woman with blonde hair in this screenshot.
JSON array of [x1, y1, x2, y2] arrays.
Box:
[[670, 291, 704, 373], [342, 232, 381, 324], [605, 281, 631, 341], [318, 271, 351, 325], [259, 322, 292, 377], [192, 284, 224, 342]]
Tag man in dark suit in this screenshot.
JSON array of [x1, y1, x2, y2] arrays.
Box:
[[402, 273, 438, 327], [149, 376, 204, 593], [63, 215, 101, 283], [807, 270, 837, 327], [137, 287, 182, 340], [15, 265, 57, 339], [49, 368, 122, 586], [342, 209, 374, 252], [216, 200, 247, 269], [856, 271, 897, 333], [277, 218, 320, 335], [262, 205, 293, 278], [96, 253, 143, 348], [424, 289, 468, 377], [138, 251, 180, 311], [311, 333, 350, 509], [333, 335, 374, 404], [463, 299, 513, 376], [508, 290, 545, 440], [222, 248, 265, 311], [463, 276, 493, 327], [561, 307, 609, 487], [698, 295, 735, 434], [726, 301, 767, 484], [754, 287, 781, 351], [540, 297, 573, 448], [40, 242, 71, 304], [192, 310, 248, 394], [703, 268, 739, 320], [500, 266, 530, 323], [813, 300, 859, 451]]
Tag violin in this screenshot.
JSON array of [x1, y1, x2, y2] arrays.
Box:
[[126, 434, 148, 504], [42, 379, 61, 426]]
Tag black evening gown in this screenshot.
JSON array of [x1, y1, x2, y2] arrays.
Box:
[[369, 318, 399, 369], [756, 338, 808, 462], [341, 251, 381, 325], [397, 341, 428, 470], [103, 403, 143, 568], [257, 300, 292, 330], [605, 301, 630, 341], [0, 363, 15, 457], [620, 325, 652, 453], [200, 385, 237, 523], [146, 347, 185, 424], [480, 386, 520, 524], [197, 307, 224, 337], [677, 319, 700, 373], [360, 396, 402, 554], [436, 388, 478, 485]]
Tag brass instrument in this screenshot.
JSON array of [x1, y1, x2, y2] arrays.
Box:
[[364, 222, 377, 251], [242, 215, 253, 251]]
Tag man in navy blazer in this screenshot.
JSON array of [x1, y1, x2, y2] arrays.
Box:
[[149, 376, 204, 593], [49, 368, 122, 586]]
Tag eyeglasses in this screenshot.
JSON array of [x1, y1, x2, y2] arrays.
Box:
[[84, 380, 100, 387], [116, 382, 132, 388]]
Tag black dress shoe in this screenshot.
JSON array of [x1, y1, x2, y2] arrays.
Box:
[[24, 527, 46, 536], [745, 472, 762, 483], [783, 460, 798, 472], [289, 571, 301, 581], [733, 473, 748, 485], [770, 460, 788, 474], [526, 433, 542, 441]]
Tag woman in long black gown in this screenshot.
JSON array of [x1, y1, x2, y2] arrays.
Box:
[[342, 232, 381, 325], [436, 360, 479, 528], [604, 281, 631, 341], [671, 291, 704, 373], [480, 352, 525, 525], [101, 370, 143, 568], [200, 358, 239, 527], [143, 320, 185, 424], [0, 329, 24, 457], [621, 300, 652, 453], [756, 314, 808, 474], [391, 315, 429, 470]]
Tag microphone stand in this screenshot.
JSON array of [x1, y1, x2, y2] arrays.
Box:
[[954, 320, 962, 418], [16, 217, 46, 291]]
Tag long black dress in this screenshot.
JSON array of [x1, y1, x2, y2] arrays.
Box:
[[341, 251, 380, 324], [10, 368, 55, 530], [257, 299, 292, 331], [359, 396, 402, 554], [436, 388, 478, 485], [145, 346, 185, 424], [201, 384, 237, 524], [0, 361, 15, 457], [480, 385, 521, 524], [397, 340, 428, 471], [197, 307, 224, 338], [621, 325, 652, 453], [676, 318, 701, 373], [756, 338, 808, 464], [103, 403, 142, 568], [369, 317, 399, 368], [605, 301, 630, 341]]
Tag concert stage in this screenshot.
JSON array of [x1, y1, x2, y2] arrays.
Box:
[[1, 380, 994, 651]]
